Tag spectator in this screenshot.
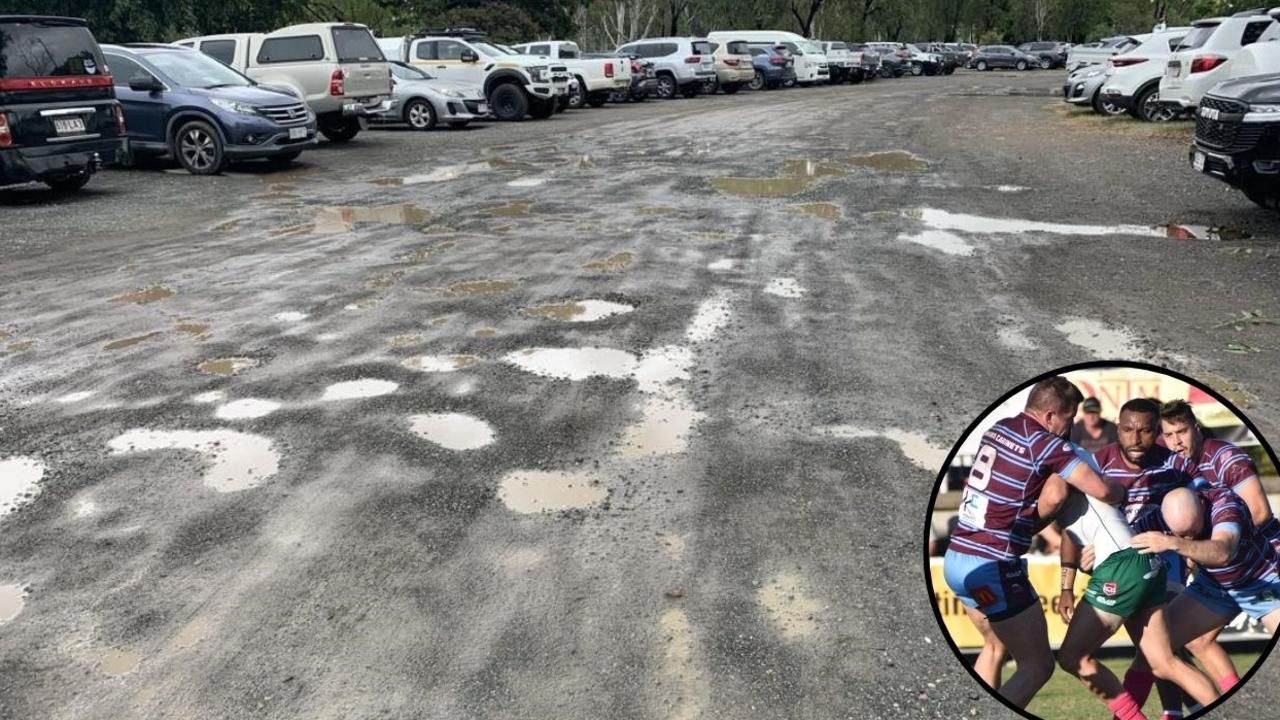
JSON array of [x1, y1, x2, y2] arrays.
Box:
[[1070, 396, 1117, 454]]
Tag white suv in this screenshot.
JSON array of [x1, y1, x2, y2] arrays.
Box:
[[1098, 27, 1191, 121], [614, 37, 716, 98], [1159, 11, 1280, 112], [708, 31, 829, 85], [179, 23, 392, 142]]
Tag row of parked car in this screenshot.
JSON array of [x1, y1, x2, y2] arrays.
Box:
[[1060, 7, 1280, 210], [3, 15, 988, 190]]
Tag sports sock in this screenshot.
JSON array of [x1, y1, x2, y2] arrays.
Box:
[[1160, 711, 1183, 720], [1123, 668, 1155, 707], [1218, 672, 1240, 693], [1107, 692, 1148, 720]]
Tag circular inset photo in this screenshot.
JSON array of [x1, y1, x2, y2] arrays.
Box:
[[925, 363, 1279, 720]]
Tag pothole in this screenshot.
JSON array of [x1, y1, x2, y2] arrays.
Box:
[[108, 429, 280, 492], [843, 150, 928, 173], [0, 584, 26, 626], [764, 278, 805, 298], [111, 286, 174, 305], [103, 332, 163, 352], [197, 357, 259, 376], [320, 379, 398, 401], [214, 399, 282, 421], [521, 300, 635, 322], [0, 456, 44, 517], [1056, 318, 1142, 358], [401, 355, 480, 372], [498, 470, 606, 514], [757, 573, 821, 639], [583, 252, 634, 272], [408, 413, 495, 450], [502, 347, 637, 381], [446, 279, 518, 296], [789, 202, 842, 220]]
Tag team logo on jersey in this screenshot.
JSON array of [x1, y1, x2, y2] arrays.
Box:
[[1103, 582, 1117, 596]]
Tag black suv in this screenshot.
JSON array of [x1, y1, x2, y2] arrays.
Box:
[[0, 15, 129, 191], [1190, 73, 1280, 211]]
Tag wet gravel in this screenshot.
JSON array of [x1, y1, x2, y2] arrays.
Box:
[[1, 69, 1278, 719]]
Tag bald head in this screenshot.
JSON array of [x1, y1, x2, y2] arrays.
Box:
[[1162, 488, 1205, 538]]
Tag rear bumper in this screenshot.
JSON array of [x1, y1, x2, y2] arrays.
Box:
[[715, 68, 755, 83], [0, 136, 129, 186]]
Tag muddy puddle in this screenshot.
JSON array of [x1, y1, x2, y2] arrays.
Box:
[[389, 334, 420, 348], [905, 208, 1161, 238], [0, 456, 44, 517], [312, 204, 431, 233], [109, 429, 280, 492], [367, 270, 407, 291], [820, 426, 947, 471], [111, 285, 174, 305], [272, 311, 308, 323], [320, 379, 398, 401], [191, 390, 226, 404], [96, 648, 142, 677], [789, 202, 842, 220], [6, 339, 34, 353], [764, 278, 805, 298], [757, 573, 821, 638], [1056, 318, 1141, 357], [486, 200, 532, 217], [619, 395, 705, 458], [521, 300, 634, 323], [401, 355, 480, 372], [472, 328, 497, 338], [710, 159, 846, 197], [197, 357, 259, 376], [507, 177, 547, 188], [707, 258, 737, 272], [498, 470, 606, 514], [900, 229, 974, 256], [782, 159, 845, 177], [171, 616, 209, 650], [1161, 224, 1252, 241], [175, 321, 210, 337], [104, 332, 163, 352], [0, 584, 25, 626], [446, 279, 518, 296], [57, 391, 94, 404], [409, 413, 495, 450], [583, 252, 634, 273], [503, 347, 638, 381], [684, 291, 734, 344], [214, 399, 281, 421], [843, 150, 928, 173]]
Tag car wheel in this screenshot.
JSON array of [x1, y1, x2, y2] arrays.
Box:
[[1134, 85, 1174, 122], [489, 83, 529, 121], [924, 64, 938, 76], [569, 80, 587, 109], [44, 171, 92, 192], [783, 76, 796, 87], [943, 65, 955, 75], [722, 81, 742, 94], [174, 119, 226, 175], [656, 74, 676, 99], [1015, 60, 1028, 71], [1039, 57, 1052, 70], [680, 84, 700, 98], [1090, 88, 1125, 116], [586, 93, 609, 108], [447, 120, 470, 129], [749, 70, 766, 91], [848, 71, 863, 84], [975, 60, 988, 71], [403, 98, 437, 131], [319, 117, 361, 142], [910, 61, 924, 76]]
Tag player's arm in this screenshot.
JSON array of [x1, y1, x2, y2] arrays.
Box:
[[1131, 526, 1240, 568], [1232, 476, 1274, 528], [1036, 472, 1068, 528], [1057, 524, 1080, 624], [1059, 460, 1125, 505]]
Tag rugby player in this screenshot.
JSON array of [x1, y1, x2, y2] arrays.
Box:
[[1160, 400, 1278, 695], [944, 376, 1126, 708], [1055, 489, 1219, 720], [1131, 487, 1280, 696]]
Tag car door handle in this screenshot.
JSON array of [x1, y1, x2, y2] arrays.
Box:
[[436, 65, 447, 69]]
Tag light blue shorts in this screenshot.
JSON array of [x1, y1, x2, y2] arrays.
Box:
[[1185, 572, 1280, 622], [943, 549, 1038, 621]]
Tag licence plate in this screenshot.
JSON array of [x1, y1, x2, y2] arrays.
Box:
[[53, 117, 86, 135], [1167, 64, 1181, 78], [1193, 151, 1206, 172], [342, 102, 359, 114], [289, 126, 307, 140], [477, 104, 488, 114]]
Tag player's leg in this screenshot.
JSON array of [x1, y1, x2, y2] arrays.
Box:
[[1263, 608, 1280, 633], [1128, 605, 1219, 708], [1185, 626, 1238, 693], [1164, 588, 1238, 660], [1056, 601, 1140, 715], [987, 602, 1055, 708], [962, 605, 1007, 689]]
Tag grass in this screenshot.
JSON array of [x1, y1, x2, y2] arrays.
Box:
[[1019, 651, 1261, 719]]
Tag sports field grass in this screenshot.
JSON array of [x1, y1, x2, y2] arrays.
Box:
[[1020, 651, 1262, 719]]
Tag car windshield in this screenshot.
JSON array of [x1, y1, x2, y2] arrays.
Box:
[[798, 40, 824, 54], [0, 21, 102, 78], [1175, 25, 1219, 51], [391, 62, 430, 80], [474, 42, 509, 56], [829, 42, 848, 50], [143, 49, 252, 88]]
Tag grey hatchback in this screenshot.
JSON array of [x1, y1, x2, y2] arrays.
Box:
[[968, 45, 1038, 71]]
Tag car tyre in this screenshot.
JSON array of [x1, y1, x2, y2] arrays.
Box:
[[943, 65, 955, 75], [655, 73, 676, 99], [44, 171, 92, 192], [569, 79, 587, 109], [489, 83, 529, 121], [586, 93, 609, 108], [975, 60, 988, 71], [749, 70, 766, 91], [403, 98, 437, 131], [1090, 88, 1125, 116], [680, 83, 700, 98], [910, 61, 924, 76], [174, 119, 226, 175], [1133, 84, 1174, 122], [1039, 57, 1052, 70], [319, 117, 361, 142], [1015, 60, 1028, 71]]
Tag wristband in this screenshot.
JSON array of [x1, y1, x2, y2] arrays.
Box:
[[1062, 561, 1079, 570]]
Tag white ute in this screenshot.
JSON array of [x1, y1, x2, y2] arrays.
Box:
[[511, 40, 631, 109], [179, 23, 392, 143]]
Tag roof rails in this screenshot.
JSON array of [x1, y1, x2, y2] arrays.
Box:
[[121, 42, 182, 48], [413, 27, 487, 40], [1230, 7, 1268, 16]]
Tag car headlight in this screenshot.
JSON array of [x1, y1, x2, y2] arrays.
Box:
[[211, 98, 260, 116], [1248, 103, 1280, 114], [527, 65, 548, 82], [437, 88, 464, 98]]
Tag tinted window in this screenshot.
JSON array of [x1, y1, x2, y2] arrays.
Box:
[[257, 35, 324, 64], [1176, 25, 1218, 51], [103, 54, 146, 84], [0, 21, 103, 78], [692, 41, 712, 55], [145, 50, 252, 88], [559, 45, 579, 58], [618, 45, 635, 55], [200, 39, 236, 66], [528, 44, 549, 55], [829, 42, 848, 50], [414, 41, 435, 60], [436, 40, 466, 60], [332, 27, 382, 62], [634, 44, 655, 57], [662, 43, 679, 56], [390, 62, 428, 80], [1241, 21, 1273, 46], [727, 41, 748, 54], [1168, 36, 1185, 51]]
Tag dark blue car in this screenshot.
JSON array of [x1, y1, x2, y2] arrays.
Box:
[[746, 45, 797, 91], [101, 43, 317, 174]]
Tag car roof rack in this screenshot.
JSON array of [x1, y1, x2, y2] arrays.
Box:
[[1230, 7, 1268, 16], [121, 42, 183, 49], [413, 27, 487, 40]]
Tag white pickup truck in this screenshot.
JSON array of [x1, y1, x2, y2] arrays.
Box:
[[178, 22, 391, 142], [510, 40, 631, 109]]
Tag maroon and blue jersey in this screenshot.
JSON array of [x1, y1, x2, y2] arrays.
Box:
[[1136, 487, 1279, 590], [1093, 443, 1194, 526], [1190, 438, 1259, 492], [949, 413, 1082, 562]]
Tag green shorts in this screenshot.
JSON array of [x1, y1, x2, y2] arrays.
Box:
[[1083, 548, 1168, 619]]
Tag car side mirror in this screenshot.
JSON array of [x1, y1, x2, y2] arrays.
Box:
[[461, 50, 479, 63], [128, 73, 163, 93]]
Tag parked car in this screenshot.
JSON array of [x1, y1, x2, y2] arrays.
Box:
[[102, 44, 315, 174], [1097, 27, 1191, 122], [614, 37, 716, 98], [1190, 73, 1280, 210], [968, 45, 1038, 70], [1062, 64, 1120, 114], [584, 53, 658, 102], [905, 44, 947, 75], [705, 39, 756, 93], [1227, 9, 1280, 80], [375, 61, 486, 130], [0, 14, 129, 191], [378, 29, 568, 120], [846, 43, 884, 80], [1159, 11, 1280, 114], [819, 41, 859, 83], [491, 42, 573, 112], [918, 42, 967, 70], [709, 31, 829, 86], [1065, 35, 1146, 72], [510, 40, 630, 109], [862, 42, 910, 77], [1018, 41, 1070, 69], [745, 45, 797, 90], [178, 23, 391, 143]]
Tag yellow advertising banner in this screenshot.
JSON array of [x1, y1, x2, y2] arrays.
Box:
[[930, 556, 1132, 650]]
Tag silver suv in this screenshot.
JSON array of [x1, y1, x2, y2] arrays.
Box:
[[614, 37, 715, 98]]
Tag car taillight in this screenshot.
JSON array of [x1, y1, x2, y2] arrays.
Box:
[[114, 103, 126, 135], [631, 61, 642, 74], [684, 56, 700, 64], [0, 113, 11, 148], [1190, 55, 1227, 73], [770, 56, 787, 65], [724, 58, 739, 66], [329, 68, 345, 96], [605, 62, 614, 78], [1109, 57, 1147, 68]]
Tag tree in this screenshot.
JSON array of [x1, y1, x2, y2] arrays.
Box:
[[790, 0, 826, 35]]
